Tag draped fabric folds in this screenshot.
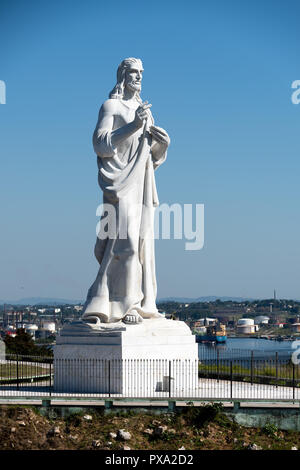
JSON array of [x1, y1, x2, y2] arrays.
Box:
[[82, 100, 167, 323]]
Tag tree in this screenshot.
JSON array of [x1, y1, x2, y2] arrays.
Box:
[[4, 329, 52, 357]]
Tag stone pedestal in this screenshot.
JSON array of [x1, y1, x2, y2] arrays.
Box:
[[54, 318, 198, 396]]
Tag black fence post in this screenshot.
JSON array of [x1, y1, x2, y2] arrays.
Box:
[[293, 362, 295, 403], [108, 360, 111, 398], [16, 354, 19, 390], [251, 351, 254, 385], [49, 361, 52, 396], [230, 360, 233, 400], [217, 350, 220, 383], [275, 352, 278, 388], [169, 360, 172, 398]]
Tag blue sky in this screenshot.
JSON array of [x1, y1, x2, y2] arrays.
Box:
[[0, 0, 300, 301]]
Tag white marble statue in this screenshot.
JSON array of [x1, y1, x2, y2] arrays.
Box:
[[82, 58, 170, 325]]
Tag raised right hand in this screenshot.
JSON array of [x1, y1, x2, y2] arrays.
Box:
[[133, 101, 152, 128]]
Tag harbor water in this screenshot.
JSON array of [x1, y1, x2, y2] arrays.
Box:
[[198, 337, 296, 361]]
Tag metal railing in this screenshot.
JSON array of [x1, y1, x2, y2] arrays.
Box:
[[0, 353, 299, 402], [0, 354, 52, 390], [198, 346, 292, 361]]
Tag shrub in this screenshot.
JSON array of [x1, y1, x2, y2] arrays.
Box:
[[262, 422, 279, 438], [183, 403, 224, 428]]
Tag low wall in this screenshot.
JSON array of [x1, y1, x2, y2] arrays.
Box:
[[225, 404, 300, 431], [33, 400, 300, 431]]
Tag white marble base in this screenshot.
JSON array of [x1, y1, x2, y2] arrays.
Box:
[[54, 318, 198, 395]]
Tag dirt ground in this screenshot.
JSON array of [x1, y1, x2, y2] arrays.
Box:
[[0, 404, 300, 450]]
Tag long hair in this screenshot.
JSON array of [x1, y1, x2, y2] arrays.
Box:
[[109, 58, 143, 102]]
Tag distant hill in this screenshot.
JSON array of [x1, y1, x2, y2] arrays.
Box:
[[0, 295, 251, 306], [0, 297, 83, 306], [158, 296, 253, 303], [1, 295, 297, 307]]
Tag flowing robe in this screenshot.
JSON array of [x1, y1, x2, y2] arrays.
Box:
[[82, 99, 167, 323]]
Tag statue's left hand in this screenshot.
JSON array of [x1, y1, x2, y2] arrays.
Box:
[[149, 126, 170, 147]]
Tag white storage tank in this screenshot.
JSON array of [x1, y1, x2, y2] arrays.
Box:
[[254, 316, 270, 325], [25, 324, 38, 331], [41, 321, 56, 333], [237, 318, 254, 326], [237, 318, 255, 334], [195, 326, 207, 334], [25, 324, 39, 337]]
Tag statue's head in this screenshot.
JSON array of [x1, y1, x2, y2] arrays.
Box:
[[109, 58, 143, 101]]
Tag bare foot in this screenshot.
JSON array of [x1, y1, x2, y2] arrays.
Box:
[[123, 310, 143, 324]]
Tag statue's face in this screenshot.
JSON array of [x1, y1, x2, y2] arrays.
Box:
[[124, 66, 143, 93]]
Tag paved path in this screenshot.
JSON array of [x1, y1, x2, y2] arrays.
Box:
[[0, 378, 299, 402]]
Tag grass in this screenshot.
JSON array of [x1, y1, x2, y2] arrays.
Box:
[[198, 361, 300, 387], [0, 363, 49, 380]]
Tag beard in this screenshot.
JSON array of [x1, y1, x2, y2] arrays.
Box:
[[126, 81, 141, 93]]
